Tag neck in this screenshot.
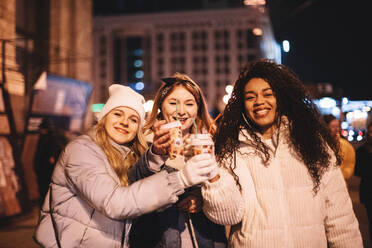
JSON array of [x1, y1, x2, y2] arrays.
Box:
[[260, 125, 277, 139]]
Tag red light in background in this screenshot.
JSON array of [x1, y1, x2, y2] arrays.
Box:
[[341, 130, 348, 137]]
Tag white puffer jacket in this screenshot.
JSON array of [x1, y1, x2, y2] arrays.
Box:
[[35, 134, 184, 248], [202, 122, 363, 248]]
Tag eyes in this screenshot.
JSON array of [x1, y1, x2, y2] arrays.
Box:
[[112, 111, 139, 124], [168, 100, 195, 107], [245, 91, 274, 101]]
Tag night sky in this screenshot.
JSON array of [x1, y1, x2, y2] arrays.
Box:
[[268, 0, 371, 100], [93, 0, 371, 100]]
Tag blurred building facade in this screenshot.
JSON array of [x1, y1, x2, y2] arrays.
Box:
[[0, 0, 93, 212], [93, 5, 281, 113]]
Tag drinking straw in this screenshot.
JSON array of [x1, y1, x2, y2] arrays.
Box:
[[176, 100, 178, 120], [193, 118, 198, 134], [208, 112, 222, 134]]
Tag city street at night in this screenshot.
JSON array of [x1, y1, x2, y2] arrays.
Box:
[[1, 0, 371, 247], [0, 175, 371, 247]]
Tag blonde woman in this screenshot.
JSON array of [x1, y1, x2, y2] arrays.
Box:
[[34, 84, 215, 247]]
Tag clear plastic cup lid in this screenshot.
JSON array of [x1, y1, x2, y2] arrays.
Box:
[[160, 121, 182, 130], [190, 134, 214, 146]]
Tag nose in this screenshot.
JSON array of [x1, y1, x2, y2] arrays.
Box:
[[120, 117, 129, 126], [254, 94, 265, 105], [177, 103, 185, 115]]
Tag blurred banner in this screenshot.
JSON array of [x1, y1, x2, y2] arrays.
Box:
[[28, 73, 92, 132], [22, 73, 92, 205]]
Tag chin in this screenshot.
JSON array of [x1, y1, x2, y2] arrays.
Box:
[[181, 123, 193, 132]]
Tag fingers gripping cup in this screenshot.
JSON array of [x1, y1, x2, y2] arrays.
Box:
[[160, 121, 184, 161]]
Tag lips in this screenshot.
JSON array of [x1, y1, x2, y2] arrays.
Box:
[[114, 127, 129, 134], [172, 117, 187, 123], [254, 108, 270, 117]]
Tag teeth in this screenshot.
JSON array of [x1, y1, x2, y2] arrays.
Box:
[[255, 109, 268, 115], [175, 117, 187, 121]]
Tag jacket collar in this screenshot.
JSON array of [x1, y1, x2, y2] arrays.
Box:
[[108, 138, 131, 157], [87, 128, 131, 157], [238, 116, 290, 152]]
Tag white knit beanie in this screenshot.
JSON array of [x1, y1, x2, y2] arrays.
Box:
[[97, 84, 146, 126]]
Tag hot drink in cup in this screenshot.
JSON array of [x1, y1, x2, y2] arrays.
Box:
[[190, 133, 214, 156], [160, 121, 184, 160]]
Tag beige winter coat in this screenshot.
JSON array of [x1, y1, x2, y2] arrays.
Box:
[[202, 123, 363, 247]]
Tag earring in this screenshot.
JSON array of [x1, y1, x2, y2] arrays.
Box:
[[242, 113, 252, 129]]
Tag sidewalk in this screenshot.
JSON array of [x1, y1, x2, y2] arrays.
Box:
[[0, 176, 371, 247], [0, 202, 39, 248]]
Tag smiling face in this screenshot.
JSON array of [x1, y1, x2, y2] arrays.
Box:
[[104, 106, 140, 145], [244, 77, 278, 139], [161, 85, 198, 134]]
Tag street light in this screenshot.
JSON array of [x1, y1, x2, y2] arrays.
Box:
[[144, 100, 154, 112], [282, 40, 290, 53]]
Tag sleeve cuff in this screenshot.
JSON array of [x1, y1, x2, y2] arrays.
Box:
[[147, 145, 167, 172]]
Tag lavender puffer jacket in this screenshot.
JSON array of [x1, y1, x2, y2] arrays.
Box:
[[34, 134, 184, 248]]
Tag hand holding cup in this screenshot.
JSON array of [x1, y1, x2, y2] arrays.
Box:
[[152, 120, 171, 155], [178, 153, 218, 188]]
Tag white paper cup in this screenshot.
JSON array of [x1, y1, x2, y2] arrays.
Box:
[[160, 121, 184, 159]]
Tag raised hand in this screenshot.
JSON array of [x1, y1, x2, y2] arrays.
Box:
[[152, 120, 171, 155], [178, 153, 218, 188]]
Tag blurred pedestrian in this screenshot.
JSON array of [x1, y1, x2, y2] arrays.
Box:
[[33, 118, 68, 206], [34, 84, 213, 247], [129, 73, 226, 247], [355, 122, 372, 242], [323, 114, 356, 180], [201, 59, 363, 247]]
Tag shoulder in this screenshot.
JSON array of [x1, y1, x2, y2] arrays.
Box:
[[339, 138, 355, 151], [65, 135, 102, 155]]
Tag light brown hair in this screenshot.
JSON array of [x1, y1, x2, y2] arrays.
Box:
[[93, 112, 148, 186], [144, 72, 215, 134]]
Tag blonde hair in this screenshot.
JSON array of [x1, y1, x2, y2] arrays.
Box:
[[93, 114, 148, 186], [144, 72, 215, 134]]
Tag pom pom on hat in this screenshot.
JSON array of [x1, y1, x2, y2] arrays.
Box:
[[97, 84, 145, 126]]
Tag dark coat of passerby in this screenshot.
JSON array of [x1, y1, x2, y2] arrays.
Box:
[[33, 118, 68, 206], [355, 122, 372, 242]]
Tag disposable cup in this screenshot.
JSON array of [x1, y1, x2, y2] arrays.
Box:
[[189, 133, 214, 156], [160, 121, 184, 160]]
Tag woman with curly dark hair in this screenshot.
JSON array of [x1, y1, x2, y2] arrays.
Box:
[[201, 59, 362, 247]]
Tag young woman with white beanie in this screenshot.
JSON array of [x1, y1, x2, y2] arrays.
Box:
[[34, 84, 217, 247]]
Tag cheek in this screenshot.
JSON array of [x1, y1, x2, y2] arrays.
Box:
[[104, 121, 111, 134], [244, 102, 252, 114], [130, 123, 139, 134], [189, 106, 198, 118], [161, 105, 172, 120]]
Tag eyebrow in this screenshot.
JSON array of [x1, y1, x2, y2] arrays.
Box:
[[167, 97, 196, 102], [113, 109, 139, 119], [245, 87, 272, 94]]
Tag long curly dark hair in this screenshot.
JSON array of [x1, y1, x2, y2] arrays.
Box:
[[215, 59, 341, 193]]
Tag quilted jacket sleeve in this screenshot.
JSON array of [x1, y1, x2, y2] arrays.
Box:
[[63, 139, 184, 220], [323, 166, 363, 247], [202, 166, 245, 225]]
